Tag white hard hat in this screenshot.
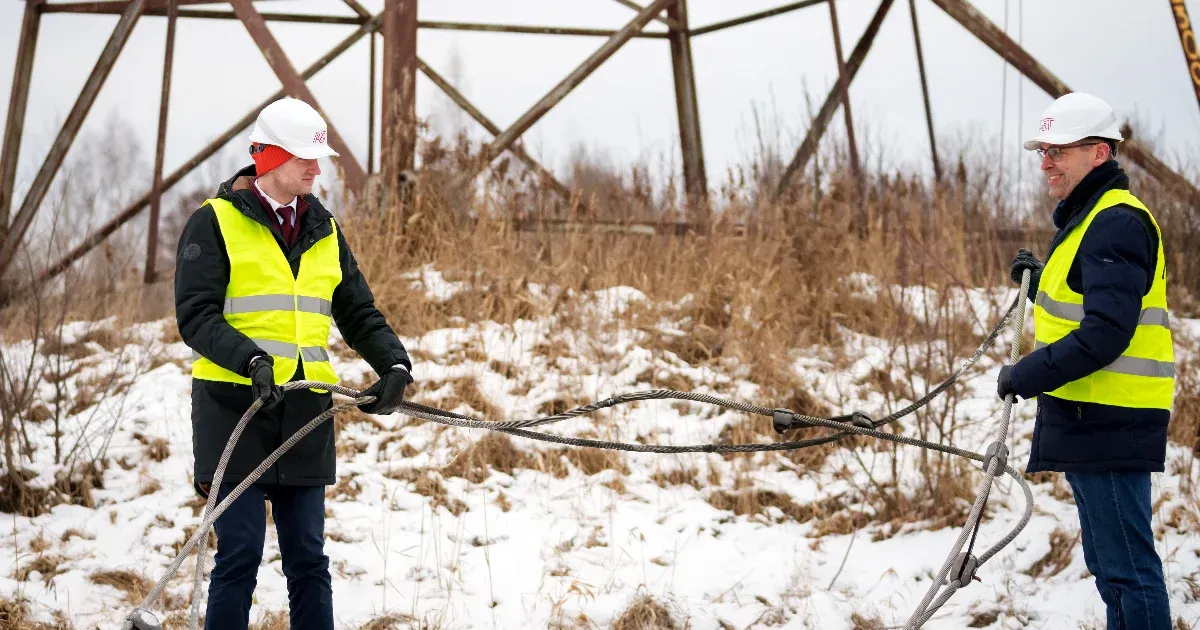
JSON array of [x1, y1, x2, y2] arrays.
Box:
[[1023, 93, 1123, 151], [248, 97, 340, 159]]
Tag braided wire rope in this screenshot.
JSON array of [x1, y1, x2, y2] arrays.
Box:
[[121, 293, 1030, 630]]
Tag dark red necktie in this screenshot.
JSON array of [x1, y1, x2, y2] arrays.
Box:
[[277, 206, 295, 246]]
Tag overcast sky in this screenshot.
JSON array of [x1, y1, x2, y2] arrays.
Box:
[[1, 0, 1198, 206]]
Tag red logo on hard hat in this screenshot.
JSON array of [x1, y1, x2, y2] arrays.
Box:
[[1040, 117, 1054, 132], [312, 130, 327, 144]]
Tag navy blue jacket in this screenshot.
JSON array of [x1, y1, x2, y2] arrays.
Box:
[[1009, 161, 1169, 473]]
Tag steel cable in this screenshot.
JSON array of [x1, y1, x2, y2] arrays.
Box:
[[122, 293, 1030, 630]]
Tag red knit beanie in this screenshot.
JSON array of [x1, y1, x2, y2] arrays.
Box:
[[251, 143, 294, 176]]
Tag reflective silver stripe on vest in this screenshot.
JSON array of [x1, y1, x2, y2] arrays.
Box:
[[296, 296, 333, 316], [254, 338, 299, 357], [1037, 291, 1170, 328], [1035, 291, 1085, 322], [1033, 341, 1173, 378], [224, 294, 295, 314], [1106, 355, 1175, 378], [300, 346, 331, 362], [192, 338, 299, 361], [1139, 307, 1170, 328], [224, 294, 333, 317]]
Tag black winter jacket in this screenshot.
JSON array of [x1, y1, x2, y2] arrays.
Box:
[[1010, 161, 1169, 473], [176, 165, 411, 486]]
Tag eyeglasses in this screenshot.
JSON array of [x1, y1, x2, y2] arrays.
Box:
[[1036, 142, 1100, 162]]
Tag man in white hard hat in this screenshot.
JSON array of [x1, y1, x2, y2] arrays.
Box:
[[999, 93, 1173, 629], [174, 97, 414, 630]]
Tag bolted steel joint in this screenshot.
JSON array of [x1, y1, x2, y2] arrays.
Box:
[[949, 552, 981, 585], [772, 408, 794, 434], [127, 611, 162, 630], [982, 441, 1010, 475]]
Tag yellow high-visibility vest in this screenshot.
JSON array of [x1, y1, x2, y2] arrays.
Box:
[[1032, 189, 1174, 410], [191, 197, 342, 390]]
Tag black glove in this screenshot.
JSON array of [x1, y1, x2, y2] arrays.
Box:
[[1010, 248, 1043, 285], [997, 364, 1017, 401], [249, 355, 284, 409], [359, 366, 413, 415]]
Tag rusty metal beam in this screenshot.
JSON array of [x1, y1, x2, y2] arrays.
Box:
[[0, 0, 144, 282], [929, 0, 1200, 201], [1122, 134, 1200, 202], [418, 20, 668, 38], [1169, 0, 1200, 114], [145, 0, 177, 284], [690, 0, 827, 37], [43, 0, 271, 11], [43, 4, 677, 36], [0, 0, 42, 246], [776, 0, 894, 199], [42, 4, 367, 23], [368, 32, 377, 175], [31, 13, 382, 289], [342, 0, 371, 20], [612, 0, 678, 30], [484, 0, 676, 165], [908, 0, 941, 181], [828, 0, 861, 182], [228, 0, 367, 193], [44, 5, 367, 24], [667, 0, 707, 205], [381, 0, 417, 182], [417, 58, 575, 204]]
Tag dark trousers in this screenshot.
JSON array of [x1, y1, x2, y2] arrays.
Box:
[[1066, 472, 1170, 630], [205, 483, 333, 630]]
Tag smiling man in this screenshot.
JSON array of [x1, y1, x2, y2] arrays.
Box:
[[1000, 93, 1174, 629], [174, 97, 414, 630]]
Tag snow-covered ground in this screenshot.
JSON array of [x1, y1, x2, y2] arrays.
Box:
[[3, 272, 1200, 629]]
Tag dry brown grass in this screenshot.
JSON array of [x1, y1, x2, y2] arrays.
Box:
[[1024, 527, 1080, 578], [442, 432, 558, 481], [610, 594, 683, 630], [967, 609, 1001, 628], [707, 487, 845, 526], [850, 611, 886, 630], [446, 376, 503, 419], [386, 467, 468, 515], [139, 478, 162, 497], [327, 475, 363, 501], [89, 569, 186, 609], [0, 596, 74, 630], [357, 613, 420, 630], [1169, 357, 1200, 455], [247, 609, 289, 630], [59, 528, 93, 543], [14, 554, 66, 582], [28, 532, 49, 553], [131, 433, 170, 462], [652, 467, 701, 489]]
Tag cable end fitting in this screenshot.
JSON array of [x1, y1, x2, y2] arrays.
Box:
[[830, 410, 875, 430], [773, 408, 816, 434]]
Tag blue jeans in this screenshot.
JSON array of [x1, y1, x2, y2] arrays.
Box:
[[205, 484, 333, 630], [1066, 472, 1170, 630]]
